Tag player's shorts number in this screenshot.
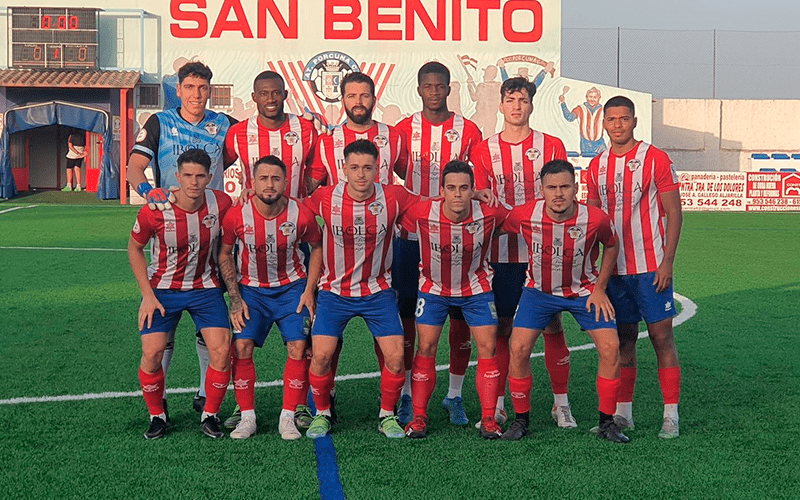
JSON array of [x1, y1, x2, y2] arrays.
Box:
[[415, 298, 426, 318]]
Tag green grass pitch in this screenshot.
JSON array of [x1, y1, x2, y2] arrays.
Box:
[[0, 202, 798, 499]]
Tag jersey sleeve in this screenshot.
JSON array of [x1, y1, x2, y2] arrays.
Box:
[[221, 205, 241, 246], [131, 114, 161, 160], [223, 123, 240, 166], [131, 207, 157, 245], [399, 201, 423, 234], [550, 135, 568, 161], [298, 204, 323, 244], [392, 185, 422, 217], [309, 135, 330, 182], [463, 120, 483, 162], [215, 190, 234, 219], [393, 127, 410, 179], [595, 210, 618, 248], [303, 189, 324, 216], [585, 158, 601, 202], [471, 143, 492, 191], [653, 149, 680, 193], [501, 205, 524, 234]]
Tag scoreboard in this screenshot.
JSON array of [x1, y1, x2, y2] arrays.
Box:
[[9, 7, 99, 69]]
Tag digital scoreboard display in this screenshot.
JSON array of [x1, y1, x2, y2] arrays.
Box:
[[10, 7, 100, 69]]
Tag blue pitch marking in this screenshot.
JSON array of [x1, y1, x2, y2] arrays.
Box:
[[308, 393, 345, 500]]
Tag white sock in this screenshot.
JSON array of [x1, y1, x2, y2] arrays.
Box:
[[201, 411, 216, 421], [400, 370, 412, 397], [663, 404, 679, 420], [151, 412, 166, 421], [379, 408, 394, 418], [196, 336, 210, 397], [317, 408, 332, 417], [553, 393, 569, 407], [447, 374, 465, 399], [279, 409, 293, 420], [496, 396, 505, 412], [615, 402, 633, 420], [241, 409, 256, 420]]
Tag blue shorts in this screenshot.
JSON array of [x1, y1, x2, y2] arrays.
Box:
[[312, 289, 404, 339], [140, 288, 229, 335], [235, 280, 311, 346], [491, 263, 527, 318], [607, 272, 676, 325], [513, 288, 616, 332], [416, 291, 498, 328]]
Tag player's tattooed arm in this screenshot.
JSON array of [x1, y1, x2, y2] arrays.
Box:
[[654, 190, 683, 293], [587, 238, 620, 322], [297, 242, 323, 319], [128, 237, 165, 330], [219, 241, 249, 331]]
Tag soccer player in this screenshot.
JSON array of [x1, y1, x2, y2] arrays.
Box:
[[218, 155, 322, 440], [472, 77, 577, 429], [128, 148, 233, 439], [401, 161, 508, 439], [306, 72, 408, 193], [394, 62, 484, 425], [500, 159, 628, 443], [586, 96, 683, 439], [224, 71, 318, 200], [127, 61, 237, 413], [301, 139, 415, 439]]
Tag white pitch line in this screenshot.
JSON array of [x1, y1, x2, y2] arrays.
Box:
[[0, 204, 38, 215], [0, 246, 128, 252], [0, 294, 697, 406]]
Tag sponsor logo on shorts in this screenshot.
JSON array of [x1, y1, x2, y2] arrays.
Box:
[[665, 302, 673, 311]]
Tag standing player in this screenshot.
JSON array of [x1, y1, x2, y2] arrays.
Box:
[[307, 72, 408, 192], [559, 87, 606, 156], [128, 149, 233, 439], [402, 161, 508, 439], [472, 77, 577, 428], [127, 61, 237, 413], [224, 71, 318, 200], [500, 159, 628, 443], [586, 96, 683, 439], [393, 62, 484, 425], [302, 140, 415, 439], [218, 155, 322, 440]]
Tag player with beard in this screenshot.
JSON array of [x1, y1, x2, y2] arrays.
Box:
[[218, 155, 322, 440], [393, 62, 484, 426]]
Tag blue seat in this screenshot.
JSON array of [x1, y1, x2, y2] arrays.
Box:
[[759, 168, 777, 172], [791, 154, 800, 160], [574, 166, 582, 171], [751, 153, 770, 160], [779, 168, 796, 172], [567, 151, 580, 157], [581, 152, 598, 158], [771, 153, 790, 160]]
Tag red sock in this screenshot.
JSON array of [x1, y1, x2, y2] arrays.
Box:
[[448, 318, 472, 376], [309, 370, 335, 412], [618, 366, 637, 403], [283, 357, 308, 411], [232, 357, 256, 412], [401, 317, 416, 371], [658, 366, 681, 405], [508, 375, 532, 415], [380, 367, 406, 413], [139, 368, 165, 416], [596, 375, 621, 415], [373, 339, 385, 373], [495, 334, 510, 400], [476, 356, 500, 419], [204, 366, 230, 414], [410, 354, 437, 418], [544, 330, 570, 394]]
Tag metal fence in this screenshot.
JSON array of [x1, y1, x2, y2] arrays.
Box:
[[562, 28, 800, 99]]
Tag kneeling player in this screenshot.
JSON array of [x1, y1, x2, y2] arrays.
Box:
[[219, 155, 322, 440], [402, 161, 509, 439], [500, 160, 629, 443], [128, 149, 233, 439]]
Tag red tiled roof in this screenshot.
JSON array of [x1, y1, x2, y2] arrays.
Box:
[[0, 69, 141, 89]]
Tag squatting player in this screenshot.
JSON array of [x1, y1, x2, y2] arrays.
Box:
[[500, 159, 628, 443], [586, 96, 683, 439], [472, 77, 576, 428], [401, 161, 508, 439], [218, 156, 323, 440], [127, 61, 237, 413], [127, 148, 233, 439], [394, 62, 484, 425]]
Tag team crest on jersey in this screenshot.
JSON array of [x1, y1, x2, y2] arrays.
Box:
[[627, 159, 641, 171], [526, 148, 541, 162], [303, 51, 361, 103], [368, 201, 385, 216], [280, 221, 296, 236], [465, 221, 482, 234], [284, 131, 300, 146], [132, 221, 141, 233], [170, 127, 179, 137], [248, 135, 258, 145], [331, 205, 341, 215], [354, 216, 364, 225], [165, 221, 176, 232], [431, 142, 440, 152], [204, 122, 219, 136], [445, 128, 460, 143], [244, 224, 255, 235], [452, 234, 462, 244], [553, 237, 562, 247], [567, 226, 584, 240], [266, 234, 276, 243], [429, 223, 439, 233], [136, 129, 147, 143], [202, 214, 217, 229], [373, 135, 389, 148]]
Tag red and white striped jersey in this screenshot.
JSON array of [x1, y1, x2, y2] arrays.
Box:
[[396, 112, 483, 198], [131, 190, 232, 290], [504, 200, 617, 298], [304, 183, 415, 297], [472, 131, 568, 263], [401, 199, 508, 297], [221, 197, 321, 288], [224, 114, 317, 199], [575, 104, 604, 142], [309, 122, 408, 186], [586, 142, 680, 276]]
